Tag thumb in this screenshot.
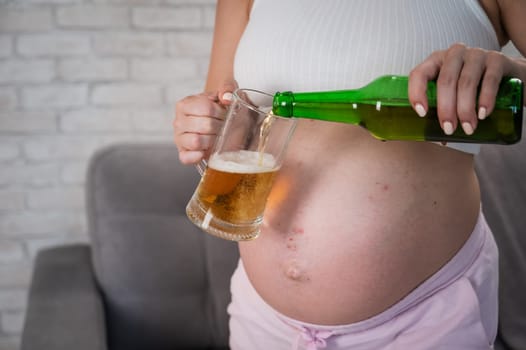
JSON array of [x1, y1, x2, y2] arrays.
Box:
[[218, 80, 238, 105]]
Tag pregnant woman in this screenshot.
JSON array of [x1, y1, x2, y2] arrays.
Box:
[[174, 1, 526, 349]]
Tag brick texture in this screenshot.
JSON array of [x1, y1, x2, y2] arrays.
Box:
[[0, 60, 55, 84], [56, 5, 130, 28], [17, 33, 91, 57], [0, 9, 53, 33], [0, 0, 215, 343], [0, 36, 12, 58], [0, 87, 17, 110]]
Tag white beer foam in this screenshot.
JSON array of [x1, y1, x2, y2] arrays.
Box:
[[209, 150, 277, 173]]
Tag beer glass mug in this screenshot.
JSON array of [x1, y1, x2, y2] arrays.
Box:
[[186, 89, 297, 241]]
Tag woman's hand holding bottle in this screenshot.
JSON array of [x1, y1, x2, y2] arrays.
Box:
[[408, 42, 525, 136]]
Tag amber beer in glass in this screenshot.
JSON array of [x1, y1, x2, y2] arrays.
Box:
[[186, 89, 297, 241]]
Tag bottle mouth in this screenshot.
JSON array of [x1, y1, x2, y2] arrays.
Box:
[[272, 91, 294, 117]]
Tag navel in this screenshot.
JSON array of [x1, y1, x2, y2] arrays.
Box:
[[284, 260, 309, 282]]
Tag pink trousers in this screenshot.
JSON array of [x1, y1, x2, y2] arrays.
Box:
[[228, 212, 499, 350]]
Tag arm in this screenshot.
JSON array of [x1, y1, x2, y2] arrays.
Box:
[[407, 0, 526, 136], [206, 0, 252, 93], [173, 0, 251, 165], [497, 0, 526, 66]]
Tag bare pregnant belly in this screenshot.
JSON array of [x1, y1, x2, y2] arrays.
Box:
[[238, 121, 481, 325]]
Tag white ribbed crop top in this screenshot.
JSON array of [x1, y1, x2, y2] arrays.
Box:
[[234, 0, 501, 154]]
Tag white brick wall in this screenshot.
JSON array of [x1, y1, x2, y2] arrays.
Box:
[[56, 5, 130, 28], [0, 0, 215, 347], [0, 60, 55, 83], [59, 58, 128, 81]]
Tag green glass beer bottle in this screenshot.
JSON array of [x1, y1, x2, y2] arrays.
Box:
[[272, 75, 523, 144]]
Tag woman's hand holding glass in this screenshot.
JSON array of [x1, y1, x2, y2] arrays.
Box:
[[174, 82, 237, 165]]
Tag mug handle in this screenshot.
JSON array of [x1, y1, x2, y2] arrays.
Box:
[[195, 159, 207, 176]]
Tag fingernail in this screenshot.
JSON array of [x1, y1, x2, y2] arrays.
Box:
[[443, 121, 454, 135], [462, 122, 474, 135], [414, 103, 427, 117], [222, 92, 233, 101], [478, 107, 487, 120]]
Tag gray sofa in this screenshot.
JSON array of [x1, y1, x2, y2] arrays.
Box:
[[21, 139, 526, 350], [21, 144, 239, 350]]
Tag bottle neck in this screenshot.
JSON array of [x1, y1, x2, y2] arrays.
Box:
[[272, 75, 416, 123], [272, 91, 295, 117]]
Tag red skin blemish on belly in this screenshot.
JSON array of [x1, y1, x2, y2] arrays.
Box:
[[375, 182, 389, 191], [292, 227, 304, 235], [286, 236, 297, 251], [286, 243, 297, 251]]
